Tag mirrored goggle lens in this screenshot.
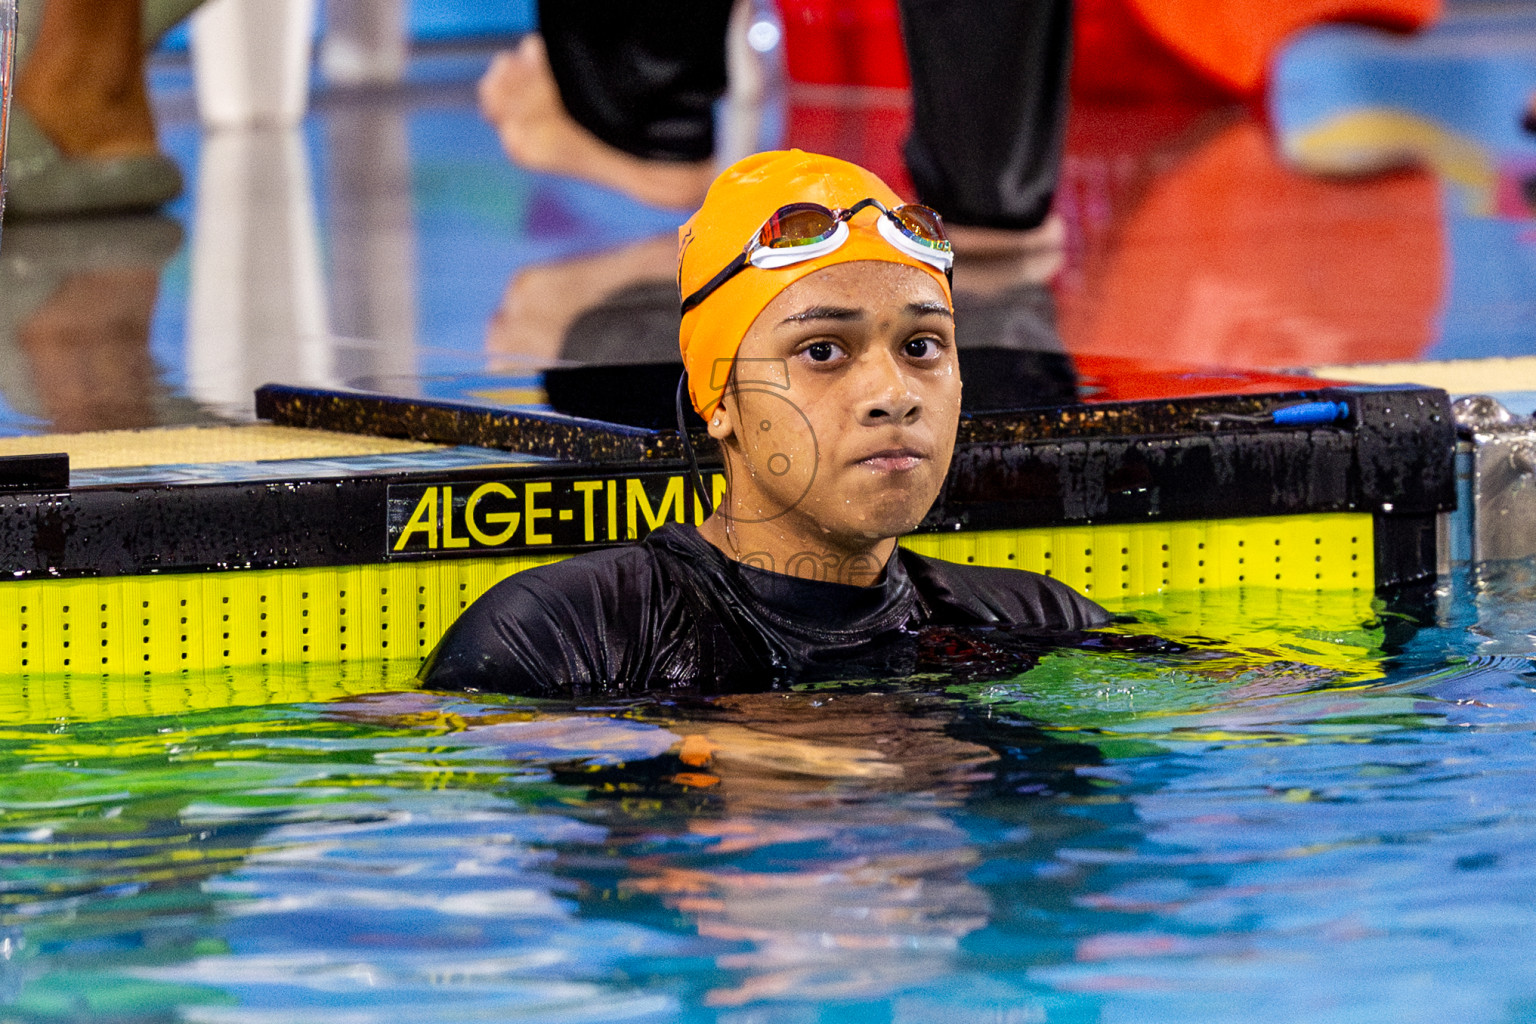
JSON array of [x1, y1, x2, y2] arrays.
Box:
[[758, 204, 840, 249], [892, 205, 949, 248]]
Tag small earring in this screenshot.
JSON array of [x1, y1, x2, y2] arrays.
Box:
[[712, 417, 720, 426]]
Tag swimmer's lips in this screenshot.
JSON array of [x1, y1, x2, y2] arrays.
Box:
[[852, 447, 928, 473]]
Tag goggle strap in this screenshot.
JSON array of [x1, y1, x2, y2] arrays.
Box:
[[840, 197, 887, 221], [680, 250, 749, 316]]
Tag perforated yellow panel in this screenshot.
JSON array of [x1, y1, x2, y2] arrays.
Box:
[[899, 512, 1374, 602], [0, 513, 1373, 685], [0, 554, 562, 678]]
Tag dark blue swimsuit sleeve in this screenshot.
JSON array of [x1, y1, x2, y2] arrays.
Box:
[[418, 547, 666, 698]]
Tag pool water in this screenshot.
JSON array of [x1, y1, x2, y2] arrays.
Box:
[[2, 570, 1535, 1023]]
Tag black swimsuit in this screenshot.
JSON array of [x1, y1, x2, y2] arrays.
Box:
[[420, 524, 1110, 697]]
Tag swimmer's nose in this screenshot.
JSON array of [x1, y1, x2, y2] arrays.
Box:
[[855, 350, 921, 425]]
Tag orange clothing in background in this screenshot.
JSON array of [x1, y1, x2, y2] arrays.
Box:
[[1056, 116, 1445, 369], [1074, 0, 1442, 99]]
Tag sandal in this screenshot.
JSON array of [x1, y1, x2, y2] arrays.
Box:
[[6, 0, 212, 219], [4, 106, 183, 219]]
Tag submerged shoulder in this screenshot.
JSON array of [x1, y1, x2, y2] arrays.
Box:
[[900, 550, 1111, 630], [419, 544, 668, 695], [486, 543, 665, 606]]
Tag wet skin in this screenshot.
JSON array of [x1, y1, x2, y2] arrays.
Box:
[[697, 260, 960, 586]]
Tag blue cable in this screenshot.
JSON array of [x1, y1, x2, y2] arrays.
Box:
[[1269, 401, 1351, 426], [1198, 401, 1352, 428]]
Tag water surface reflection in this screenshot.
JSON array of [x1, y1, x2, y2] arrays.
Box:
[[0, 584, 1534, 1021]]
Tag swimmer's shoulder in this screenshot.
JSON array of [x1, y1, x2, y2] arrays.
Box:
[[898, 549, 1111, 631], [420, 542, 675, 696], [488, 542, 667, 609]]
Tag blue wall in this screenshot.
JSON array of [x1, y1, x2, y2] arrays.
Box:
[[402, 0, 536, 40]]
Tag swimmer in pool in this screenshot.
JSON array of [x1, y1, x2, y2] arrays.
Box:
[[421, 151, 1108, 697]]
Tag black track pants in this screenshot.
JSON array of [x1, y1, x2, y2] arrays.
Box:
[[537, 0, 734, 163], [898, 0, 1072, 228], [536, 0, 1072, 229]]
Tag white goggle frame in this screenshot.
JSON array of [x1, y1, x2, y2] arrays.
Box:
[[742, 217, 953, 274]]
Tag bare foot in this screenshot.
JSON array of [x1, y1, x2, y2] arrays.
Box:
[[478, 36, 716, 210], [17, 0, 158, 159], [947, 214, 1066, 295], [487, 234, 679, 361]]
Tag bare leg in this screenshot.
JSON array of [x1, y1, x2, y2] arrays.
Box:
[[16, 0, 158, 159], [947, 215, 1066, 296], [478, 36, 715, 210], [19, 267, 162, 431], [487, 234, 677, 361]]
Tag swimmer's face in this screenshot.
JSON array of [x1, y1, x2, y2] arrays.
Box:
[[709, 260, 960, 546]]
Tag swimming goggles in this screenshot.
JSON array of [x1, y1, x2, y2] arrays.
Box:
[[679, 198, 954, 315]]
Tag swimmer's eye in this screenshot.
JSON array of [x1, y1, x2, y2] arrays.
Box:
[[805, 341, 839, 362]]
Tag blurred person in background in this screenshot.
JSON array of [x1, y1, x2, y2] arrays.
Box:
[[9, 0, 206, 217], [479, 0, 1073, 277], [480, 0, 1075, 389]]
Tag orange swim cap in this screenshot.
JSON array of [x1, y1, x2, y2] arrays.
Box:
[[677, 150, 953, 415]]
